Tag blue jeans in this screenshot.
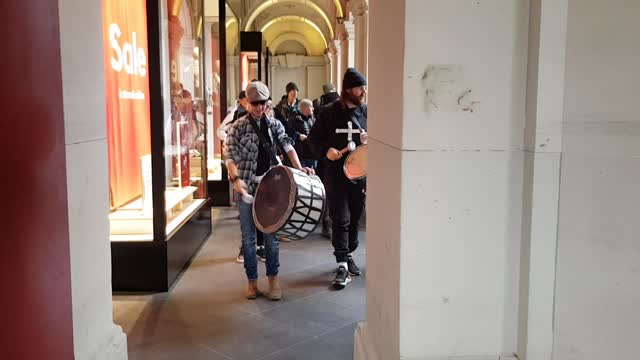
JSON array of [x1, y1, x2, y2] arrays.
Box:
[[237, 193, 279, 280]]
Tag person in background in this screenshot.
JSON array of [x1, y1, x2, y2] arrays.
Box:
[[290, 99, 317, 169], [274, 82, 300, 122], [313, 83, 340, 117], [217, 91, 248, 141]]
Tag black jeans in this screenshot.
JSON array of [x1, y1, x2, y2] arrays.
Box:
[[326, 174, 366, 263]]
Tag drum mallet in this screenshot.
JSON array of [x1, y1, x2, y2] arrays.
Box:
[[339, 141, 357, 155]]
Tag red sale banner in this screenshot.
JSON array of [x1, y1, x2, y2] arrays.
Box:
[[103, 0, 152, 209]]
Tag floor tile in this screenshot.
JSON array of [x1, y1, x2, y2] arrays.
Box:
[[113, 208, 367, 360], [259, 296, 362, 337]]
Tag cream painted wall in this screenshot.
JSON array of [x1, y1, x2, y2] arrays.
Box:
[[552, 1, 640, 359], [272, 66, 308, 99], [306, 65, 326, 101], [399, 0, 528, 357], [57, 0, 127, 358], [270, 56, 328, 102]]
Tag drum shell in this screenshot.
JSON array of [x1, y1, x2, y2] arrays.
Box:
[[252, 166, 326, 240], [343, 144, 368, 181]]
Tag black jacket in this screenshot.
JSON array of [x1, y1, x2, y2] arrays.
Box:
[[307, 100, 367, 172], [291, 113, 315, 158], [273, 96, 298, 140], [313, 92, 340, 116], [274, 96, 299, 123]]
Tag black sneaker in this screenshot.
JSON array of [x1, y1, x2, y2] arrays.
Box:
[[256, 246, 266, 262], [347, 256, 361, 276], [332, 266, 351, 289]]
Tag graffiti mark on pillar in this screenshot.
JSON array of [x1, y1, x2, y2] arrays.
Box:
[[421, 64, 480, 115]]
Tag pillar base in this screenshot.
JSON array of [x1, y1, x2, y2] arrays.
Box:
[[90, 324, 128, 360], [354, 322, 380, 360]]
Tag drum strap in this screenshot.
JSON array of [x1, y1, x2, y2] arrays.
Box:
[[350, 113, 364, 133], [248, 116, 292, 167]]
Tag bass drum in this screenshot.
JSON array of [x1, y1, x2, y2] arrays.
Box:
[[343, 144, 368, 181], [253, 166, 326, 240]]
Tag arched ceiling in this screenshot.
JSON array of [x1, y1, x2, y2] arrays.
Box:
[[270, 33, 311, 55], [225, 0, 345, 57], [225, 19, 239, 54], [243, 0, 334, 40], [262, 16, 327, 55]]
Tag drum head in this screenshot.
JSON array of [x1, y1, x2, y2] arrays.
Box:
[[344, 144, 368, 180], [253, 166, 296, 234]]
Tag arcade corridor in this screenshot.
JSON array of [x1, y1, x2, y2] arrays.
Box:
[[114, 209, 366, 360]]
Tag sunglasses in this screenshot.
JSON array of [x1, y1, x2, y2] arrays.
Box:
[[250, 100, 268, 106]]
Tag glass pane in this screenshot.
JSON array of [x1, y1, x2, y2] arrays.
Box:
[[103, 0, 155, 241], [162, 0, 207, 237], [225, 3, 241, 114], [204, 2, 240, 181]]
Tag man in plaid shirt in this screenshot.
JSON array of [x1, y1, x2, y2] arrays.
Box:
[[224, 81, 313, 301]]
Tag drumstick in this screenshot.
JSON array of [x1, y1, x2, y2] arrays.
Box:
[[339, 142, 357, 154]]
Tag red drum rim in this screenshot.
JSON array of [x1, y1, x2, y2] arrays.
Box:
[[253, 166, 297, 234], [343, 144, 368, 181]]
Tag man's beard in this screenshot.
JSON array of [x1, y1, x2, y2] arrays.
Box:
[[345, 91, 365, 106]]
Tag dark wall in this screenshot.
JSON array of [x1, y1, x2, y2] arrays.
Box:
[[0, 0, 75, 358]]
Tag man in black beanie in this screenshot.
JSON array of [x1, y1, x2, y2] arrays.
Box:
[[274, 82, 300, 123], [308, 68, 368, 289]]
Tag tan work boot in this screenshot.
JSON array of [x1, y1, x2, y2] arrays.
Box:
[[267, 276, 282, 301], [246, 280, 259, 300]]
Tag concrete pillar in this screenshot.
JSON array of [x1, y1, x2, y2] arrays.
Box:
[[356, 0, 529, 358], [517, 1, 569, 359], [337, 20, 354, 78], [333, 39, 343, 90], [549, 1, 640, 359], [328, 40, 339, 88], [351, 0, 369, 76], [58, 0, 128, 358], [344, 19, 355, 69]]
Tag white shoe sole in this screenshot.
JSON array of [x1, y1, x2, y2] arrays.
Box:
[[333, 276, 352, 289]]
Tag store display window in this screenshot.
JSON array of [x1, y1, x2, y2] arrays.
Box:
[[104, 0, 209, 241]]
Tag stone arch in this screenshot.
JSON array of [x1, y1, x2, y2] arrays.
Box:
[[270, 33, 312, 55], [243, 0, 335, 39], [261, 16, 327, 49]]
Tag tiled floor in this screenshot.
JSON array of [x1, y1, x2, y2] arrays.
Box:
[[113, 208, 366, 360]]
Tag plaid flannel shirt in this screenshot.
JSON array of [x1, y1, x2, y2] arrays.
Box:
[[223, 113, 294, 194]]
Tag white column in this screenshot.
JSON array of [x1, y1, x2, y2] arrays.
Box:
[[351, 0, 369, 76], [356, 0, 529, 358], [344, 19, 355, 69], [328, 40, 339, 87], [58, 0, 127, 359], [333, 39, 343, 90], [337, 20, 353, 76], [517, 1, 568, 359], [550, 1, 640, 359]]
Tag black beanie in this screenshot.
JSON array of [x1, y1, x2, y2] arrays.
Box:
[[342, 68, 367, 90], [286, 82, 299, 93]]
